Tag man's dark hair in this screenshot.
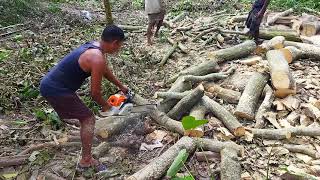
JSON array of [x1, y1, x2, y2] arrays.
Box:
[[101, 25, 125, 42]]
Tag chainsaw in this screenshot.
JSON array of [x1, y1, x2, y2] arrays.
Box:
[[99, 90, 156, 117]]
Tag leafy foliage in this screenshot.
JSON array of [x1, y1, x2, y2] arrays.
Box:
[[0, 49, 11, 62], [35, 108, 62, 130], [166, 149, 190, 178], [132, 0, 144, 9], [240, 0, 320, 11], [182, 116, 208, 131], [28, 150, 53, 166]]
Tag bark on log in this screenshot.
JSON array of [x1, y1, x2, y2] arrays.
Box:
[[220, 148, 241, 180], [160, 43, 179, 66], [126, 137, 196, 180], [234, 72, 269, 120], [187, 99, 207, 137], [280, 46, 302, 63], [266, 49, 296, 98], [284, 41, 320, 60], [167, 38, 188, 54], [0, 155, 30, 168], [196, 138, 244, 156], [259, 29, 301, 42], [133, 94, 185, 135], [229, 15, 248, 23], [202, 96, 245, 137], [183, 72, 228, 83], [155, 91, 191, 99], [284, 144, 320, 159], [204, 83, 241, 104], [255, 85, 275, 128], [167, 84, 205, 120], [159, 76, 192, 113], [266, 8, 294, 26], [289, 127, 320, 137], [167, 60, 220, 84], [256, 36, 285, 54], [250, 128, 292, 140], [95, 113, 144, 139], [208, 40, 256, 63], [301, 21, 320, 37]]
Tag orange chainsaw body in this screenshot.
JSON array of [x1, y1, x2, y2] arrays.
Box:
[[107, 94, 127, 107]]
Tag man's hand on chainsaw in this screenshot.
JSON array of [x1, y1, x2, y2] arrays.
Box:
[[102, 102, 112, 112], [119, 85, 129, 94]]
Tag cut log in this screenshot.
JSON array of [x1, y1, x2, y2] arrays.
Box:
[[159, 76, 192, 113], [229, 15, 248, 23], [239, 56, 262, 65], [301, 103, 320, 120], [284, 41, 320, 60], [301, 35, 320, 46], [160, 43, 179, 66], [301, 21, 320, 37], [167, 38, 188, 54], [167, 84, 205, 120], [266, 8, 294, 26], [196, 138, 244, 156], [126, 137, 196, 180], [266, 49, 296, 98], [0, 155, 30, 168], [187, 99, 207, 137], [204, 83, 241, 104], [250, 128, 292, 140], [220, 147, 241, 180], [167, 60, 220, 84], [202, 96, 245, 137], [208, 40, 256, 63], [259, 29, 301, 42], [95, 113, 145, 139], [255, 85, 275, 128], [280, 46, 302, 63], [255, 36, 285, 55], [234, 72, 268, 120], [155, 91, 191, 99], [171, 11, 188, 24], [284, 144, 320, 159]]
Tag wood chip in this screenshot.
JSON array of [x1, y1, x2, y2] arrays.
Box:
[[264, 112, 281, 129], [301, 103, 320, 120], [280, 95, 300, 111], [295, 153, 313, 164]]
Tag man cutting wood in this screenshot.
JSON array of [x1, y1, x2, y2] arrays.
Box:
[[246, 0, 270, 44], [40, 25, 128, 172], [145, 0, 165, 45]]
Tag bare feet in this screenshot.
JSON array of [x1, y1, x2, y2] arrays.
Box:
[[79, 157, 99, 167]]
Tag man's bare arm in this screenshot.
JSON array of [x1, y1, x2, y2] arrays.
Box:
[[90, 55, 108, 107], [103, 60, 128, 93]]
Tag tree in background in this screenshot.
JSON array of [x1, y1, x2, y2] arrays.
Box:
[[103, 0, 113, 25]]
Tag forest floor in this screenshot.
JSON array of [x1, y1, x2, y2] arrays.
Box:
[[1, 0, 320, 179]]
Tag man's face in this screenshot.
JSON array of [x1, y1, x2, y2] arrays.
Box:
[[109, 40, 123, 54]]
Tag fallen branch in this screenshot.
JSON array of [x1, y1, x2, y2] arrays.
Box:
[[266, 8, 294, 26], [167, 38, 188, 54], [188, 99, 207, 137], [171, 11, 188, 24], [0, 155, 30, 168], [204, 83, 241, 104], [160, 43, 179, 66], [192, 28, 218, 42], [220, 147, 241, 180], [229, 14, 248, 23], [167, 60, 220, 84], [196, 138, 244, 156], [250, 128, 292, 140], [127, 137, 196, 180], [203, 96, 245, 137], [266, 49, 296, 98], [167, 84, 205, 120], [289, 127, 320, 137], [284, 144, 320, 159], [118, 25, 145, 31], [255, 85, 275, 128], [208, 40, 256, 63], [284, 41, 320, 60], [18, 142, 81, 155], [234, 72, 268, 120], [155, 91, 191, 99]]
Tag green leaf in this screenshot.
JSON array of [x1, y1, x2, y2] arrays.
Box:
[[181, 116, 208, 130], [13, 119, 28, 125], [166, 149, 189, 177], [172, 176, 195, 180], [0, 49, 11, 62], [1, 172, 18, 180], [35, 109, 46, 121]]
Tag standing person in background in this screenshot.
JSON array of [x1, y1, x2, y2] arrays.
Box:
[[145, 0, 165, 45], [245, 0, 270, 44]]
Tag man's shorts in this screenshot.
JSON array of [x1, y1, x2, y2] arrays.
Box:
[[44, 93, 93, 121], [148, 11, 165, 24]]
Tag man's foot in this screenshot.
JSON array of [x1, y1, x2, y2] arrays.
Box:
[[78, 158, 107, 172]]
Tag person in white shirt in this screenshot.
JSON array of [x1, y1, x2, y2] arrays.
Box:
[[145, 0, 165, 45]]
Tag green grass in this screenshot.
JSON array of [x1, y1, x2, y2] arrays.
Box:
[[240, 0, 320, 11]]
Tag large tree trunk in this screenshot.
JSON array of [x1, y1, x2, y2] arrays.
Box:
[[204, 83, 241, 104], [284, 41, 320, 60], [167, 84, 204, 120], [266, 49, 296, 98], [202, 96, 245, 137], [234, 72, 269, 120], [103, 0, 113, 25], [255, 85, 275, 128], [126, 137, 196, 180], [208, 40, 256, 63], [220, 148, 241, 180], [259, 29, 301, 42]]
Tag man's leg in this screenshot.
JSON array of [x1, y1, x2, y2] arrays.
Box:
[[154, 19, 163, 37], [79, 115, 97, 166], [147, 22, 155, 45]]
